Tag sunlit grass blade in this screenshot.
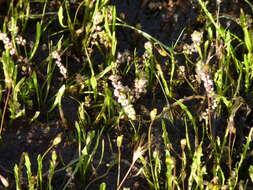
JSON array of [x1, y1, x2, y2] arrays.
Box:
[[49, 84, 65, 112], [63, 130, 101, 189], [37, 154, 43, 190], [156, 64, 172, 99], [28, 22, 41, 61], [115, 21, 174, 54], [14, 164, 22, 190], [232, 128, 253, 188], [99, 182, 106, 190], [176, 100, 198, 148], [188, 145, 206, 189], [48, 151, 57, 190], [58, 5, 67, 28], [24, 153, 35, 190]]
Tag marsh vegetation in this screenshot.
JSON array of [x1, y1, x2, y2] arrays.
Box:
[[0, 0, 253, 189]]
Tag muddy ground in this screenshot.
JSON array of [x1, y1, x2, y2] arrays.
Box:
[[0, 0, 253, 189]]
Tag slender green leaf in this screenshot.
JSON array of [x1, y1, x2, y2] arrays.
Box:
[[49, 84, 65, 112]]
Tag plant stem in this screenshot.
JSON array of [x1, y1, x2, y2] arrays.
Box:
[[116, 162, 135, 190], [0, 88, 11, 137]]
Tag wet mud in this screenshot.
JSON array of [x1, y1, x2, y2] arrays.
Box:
[[0, 0, 253, 189]]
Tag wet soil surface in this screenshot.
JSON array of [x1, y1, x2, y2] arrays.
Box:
[[0, 120, 77, 189], [0, 0, 253, 189], [114, 0, 197, 52]]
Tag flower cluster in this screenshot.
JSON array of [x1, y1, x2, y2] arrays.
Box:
[[115, 50, 131, 67], [0, 32, 16, 55], [7, 21, 19, 36], [177, 65, 186, 80], [109, 43, 150, 120], [89, 9, 113, 48], [0, 30, 32, 78], [133, 77, 148, 99], [183, 30, 203, 55], [15, 35, 26, 46], [191, 30, 203, 46], [196, 61, 217, 111], [144, 41, 153, 53], [109, 74, 136, 120], [142, 41, 153, 60], [196, 62, 214, 97], [52, 51, 67, 79], [109, 72, 148, 120], [93, 11, 103, 25]]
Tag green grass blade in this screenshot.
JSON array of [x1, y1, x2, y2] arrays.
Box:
[[29, 22, 41, 61]]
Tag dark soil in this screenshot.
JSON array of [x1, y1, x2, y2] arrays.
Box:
[[0, 120, 77, 189], [0, 0, 253, 189]]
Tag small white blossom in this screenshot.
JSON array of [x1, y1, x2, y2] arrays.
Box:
[[7, 20, 19, 35], [124, 104, 136, 120], [196, 61, 217, 111], [0, 32, 16, 55], [10, 48, 16, 55], [134, 78, 148, 99], [52, 51, 60, 60], [191, 30, 203, 46], [52, 51, 67, 79], [144, 41, 153, 52], [93, 11, 103, 25], [217, 0, 222, 5], [15, 35, 26, 46], [109, 74, 136, 120]]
